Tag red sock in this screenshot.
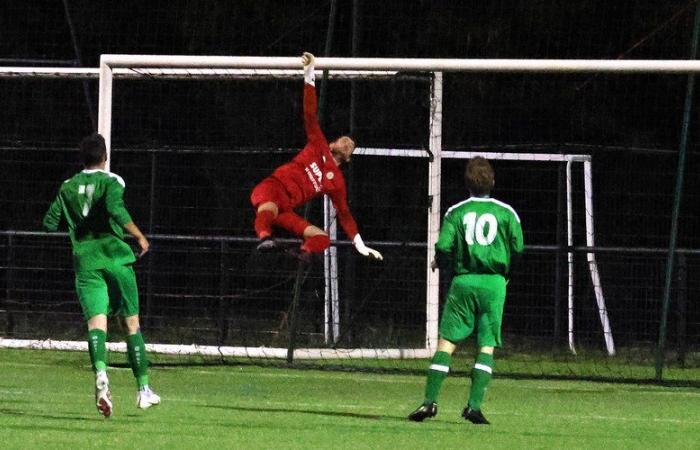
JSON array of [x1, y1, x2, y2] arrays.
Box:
[[254, 210, 276, 239], [301, 235, 331, 253]]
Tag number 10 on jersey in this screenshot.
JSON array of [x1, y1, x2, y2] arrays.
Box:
[[463, 212, 498, 245]]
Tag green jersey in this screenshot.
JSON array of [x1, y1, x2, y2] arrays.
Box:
[[436, 197, 524, 277], [43, 169, 136, 272]]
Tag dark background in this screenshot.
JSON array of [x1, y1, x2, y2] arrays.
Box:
[[0, 1, 698, 374]]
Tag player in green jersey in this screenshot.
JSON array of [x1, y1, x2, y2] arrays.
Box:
[[409, 157, 524, 424], [43, 133, 160, 417]]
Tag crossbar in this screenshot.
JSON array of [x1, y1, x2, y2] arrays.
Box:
[[100, 55, 700, 73], [355, 148, 591, 161], [0, 67, 398, 79]]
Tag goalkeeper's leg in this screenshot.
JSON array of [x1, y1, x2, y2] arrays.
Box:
[[250, 178, 290, 246], [274, 212, 330, 254], [254, 203, 278, 241]]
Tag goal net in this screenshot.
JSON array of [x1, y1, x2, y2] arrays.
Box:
[[0, 57, 698, 383]]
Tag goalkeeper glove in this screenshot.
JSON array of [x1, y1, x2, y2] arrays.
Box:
[[302, 52, 315, 85], [353, 234, 383, 261]]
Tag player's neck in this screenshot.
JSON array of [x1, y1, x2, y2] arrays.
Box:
[[469, 192, 490, 199], [84, 163, 107, 171]]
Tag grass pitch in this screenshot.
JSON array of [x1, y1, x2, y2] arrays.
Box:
[[1, 349, 699, 449]]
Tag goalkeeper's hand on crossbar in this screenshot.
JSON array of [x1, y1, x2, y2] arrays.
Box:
[[353, 234, 383, 261], [302, 52, 315, 85]]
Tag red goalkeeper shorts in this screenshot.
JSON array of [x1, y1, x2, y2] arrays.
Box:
[[250, 177, 292, 211]]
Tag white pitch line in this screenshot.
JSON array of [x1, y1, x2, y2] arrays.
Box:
[[191, 369, 421, 384]]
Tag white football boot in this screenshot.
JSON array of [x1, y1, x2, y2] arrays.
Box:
[[136, 386, 161, 409], [95, 371, 113, 418]]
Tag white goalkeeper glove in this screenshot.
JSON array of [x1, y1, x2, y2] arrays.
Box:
[[302, 52, 315, 86], [353, 234, 383, 261]]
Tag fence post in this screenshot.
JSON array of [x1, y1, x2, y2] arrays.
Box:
[[655, 0, 700, 381], [146, 152, 156, 327], [5, 235, 14, 336], [218, 241, 229, 346], [286, 263, 305, 364], [676, 253, 687, 367], [554, 162, 566, 345]]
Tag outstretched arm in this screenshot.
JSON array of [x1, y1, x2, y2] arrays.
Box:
[[328, 181, 383, 261], [302, 52, 327, 147]]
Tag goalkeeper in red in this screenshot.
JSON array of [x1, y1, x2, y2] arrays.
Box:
[[408, 157, 524, 425], [250, 52, 382, 261], [43, 134, 160, 418]]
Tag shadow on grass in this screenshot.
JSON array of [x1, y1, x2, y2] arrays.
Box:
[[0, 408, 102, 423], [0, 398, 33, 404], [3, 423, 121, 434], [197, 403, 399, 422]]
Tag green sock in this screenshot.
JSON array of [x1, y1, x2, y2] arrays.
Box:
[[424, 351, 451, 404], [468, 352, 494, 411], [126, 332, 149, 388], [88, 329, 107, 372]]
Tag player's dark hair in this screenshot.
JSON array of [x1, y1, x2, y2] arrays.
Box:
[[465, 157, 495, 196], [80, 133, 107, 167]]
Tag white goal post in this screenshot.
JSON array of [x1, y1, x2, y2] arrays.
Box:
[[13, 55, 700, 359]]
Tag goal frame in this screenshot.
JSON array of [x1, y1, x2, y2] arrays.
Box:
[[95, 55, 620, 358], [11, 54, 699, 358]]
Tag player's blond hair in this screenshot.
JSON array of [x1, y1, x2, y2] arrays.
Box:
[[465, 157, 495, 196]]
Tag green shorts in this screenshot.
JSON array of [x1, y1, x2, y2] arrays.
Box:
[[438, 274, 507, 347], [75, 264, 140, 320]]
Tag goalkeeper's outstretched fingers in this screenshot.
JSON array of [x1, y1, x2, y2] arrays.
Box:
[[353, 234, 383, 261]]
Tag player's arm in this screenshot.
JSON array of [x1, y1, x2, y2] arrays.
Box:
[[301, 52, 327, 147], [124, 221, 149, 258], [42, 191, 63, 232], [509, 214, 524, 265], [328, 189, 383, 261], [105, 179, 149, 257], [431, 214, 458, 272]]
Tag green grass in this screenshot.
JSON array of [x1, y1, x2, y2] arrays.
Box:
[[1, 349, 699, 449]]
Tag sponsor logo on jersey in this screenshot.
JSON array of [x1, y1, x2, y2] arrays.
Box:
[[305, 162, 323, 192], [326, 171, 334, 180]]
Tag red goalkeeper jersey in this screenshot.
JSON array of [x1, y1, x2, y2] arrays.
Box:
[[270, 83, 359, 239]]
